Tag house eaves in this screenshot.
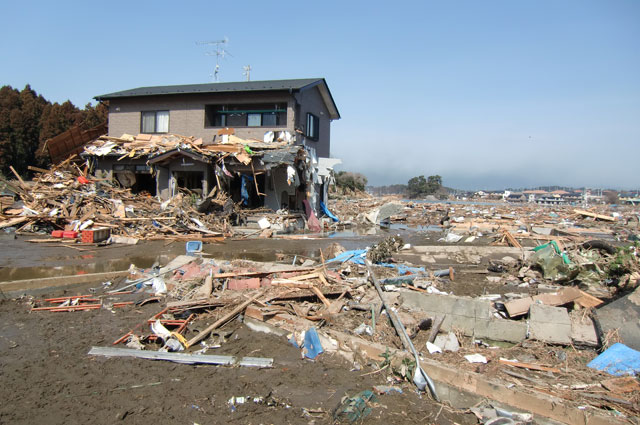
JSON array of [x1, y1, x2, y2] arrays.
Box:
[[148, 148, 212, 165]]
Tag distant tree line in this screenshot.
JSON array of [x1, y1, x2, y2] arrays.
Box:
[[0, 84, 107, 178], [334, 171, 368, 192], [366, 175, 445, 198], [368, 184, 408, 196], [407, 175, 443, 198]]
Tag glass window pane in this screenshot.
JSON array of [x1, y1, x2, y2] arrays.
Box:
[[306, 114, 314, 138], [247, 113, 261, 127], [141, 112, 155, 133], [213, 113, 226, 127], [262, 112, 277, 127], [227, 113, 245, 127], [156, 111, 169, 133]]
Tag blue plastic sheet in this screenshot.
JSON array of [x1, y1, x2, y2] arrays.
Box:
[[587, 343, 640, 376], [326, 250, 367, 265], [326, 250, 425, 274], [320, 201, 339, 222], [303, 327, 324, 359], [383, 263, 425, 274]]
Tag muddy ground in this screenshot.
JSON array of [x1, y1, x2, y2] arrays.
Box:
[[0, 287, 476, 425], [0, 232, 484, 425]]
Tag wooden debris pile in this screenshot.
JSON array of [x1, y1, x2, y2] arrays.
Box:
[[327, 196, 639, 248], [0, 156, 233, 241]]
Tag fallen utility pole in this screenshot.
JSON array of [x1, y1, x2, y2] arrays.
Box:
[[365, 260, 439, 401]]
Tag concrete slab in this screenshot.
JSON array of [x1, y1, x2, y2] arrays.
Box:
[[395, 245, 531, 268], [474, 318, 528, 343], [529, 304, 572, 345], [594, 287, 640, 351], [400, 293, 526, 343], [400, 293, 488, 335], [570, 311, 598, 347]]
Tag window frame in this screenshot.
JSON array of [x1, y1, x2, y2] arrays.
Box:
[[306, 113, 319, 141], [140, 110, 170, 134]]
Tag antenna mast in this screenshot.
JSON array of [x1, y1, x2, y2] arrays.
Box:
[[196, 37, 232, 82], [243, 65, 252, 81]]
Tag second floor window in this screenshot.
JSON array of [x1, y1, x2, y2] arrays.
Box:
[[205, 103, 286, 128], [306, 113, 319, 140], [141, 110, 169, 133]]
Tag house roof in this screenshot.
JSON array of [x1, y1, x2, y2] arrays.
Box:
[[95, 78, 341, 120]]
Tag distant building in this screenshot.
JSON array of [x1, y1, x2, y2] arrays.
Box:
[[505, 192, 526, 203]]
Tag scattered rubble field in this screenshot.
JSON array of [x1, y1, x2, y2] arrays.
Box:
[[2, 193, 640, 425]]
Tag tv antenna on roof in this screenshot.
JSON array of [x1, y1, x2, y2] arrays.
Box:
[[243, 65, 252, 81], [196, 37, 232, 82]]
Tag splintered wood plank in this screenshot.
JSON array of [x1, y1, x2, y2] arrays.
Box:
[[499, 359, 561, 373], [310, 285, 332, 308]]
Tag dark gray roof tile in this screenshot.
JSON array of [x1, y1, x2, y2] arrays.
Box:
[[95, 78, 323, 100]]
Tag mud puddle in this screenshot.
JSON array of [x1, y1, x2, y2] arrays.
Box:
[[0, 224, 451, 285]]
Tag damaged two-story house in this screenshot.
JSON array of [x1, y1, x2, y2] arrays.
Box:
[[84, 78, 341, 216]]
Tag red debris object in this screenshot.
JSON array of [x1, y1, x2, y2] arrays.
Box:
[[77, 176, 91, 184], [62, 231, 78, 239], [226, 277, 271, 290], [227, 277, 262, 290], [31, 304, 102, 312], [81, 227, 111, 243], [51, 230, 64, 238]]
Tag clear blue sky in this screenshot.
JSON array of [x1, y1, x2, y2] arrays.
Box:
[[1, 1, 638, 190]]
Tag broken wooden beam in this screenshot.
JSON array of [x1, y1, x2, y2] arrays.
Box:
[[499, 358, 561, 373], [574, 209, 615, 222], [185, 291, 264, 347]]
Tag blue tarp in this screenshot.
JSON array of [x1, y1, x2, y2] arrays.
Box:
[[320, 201, 339, 222], [326, 250, 425, 274], [587, 343, 640, 376], [326, 250, 367, 265]]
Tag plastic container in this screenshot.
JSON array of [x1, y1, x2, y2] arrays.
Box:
[[185, 241, 203, 255]]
